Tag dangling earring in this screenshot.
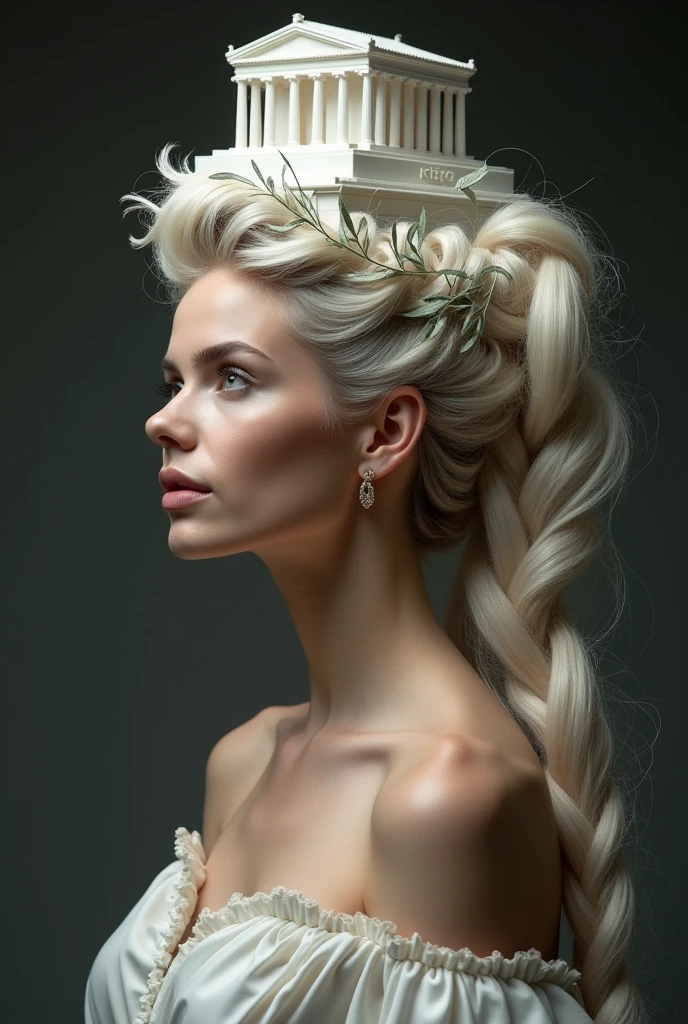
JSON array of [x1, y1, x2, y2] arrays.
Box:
[[359, 467, 375, 509]]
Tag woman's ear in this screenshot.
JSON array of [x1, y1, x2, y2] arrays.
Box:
[[358, 386, 426, 482]]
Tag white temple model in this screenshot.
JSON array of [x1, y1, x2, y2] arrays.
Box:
[[194, 14, 515, 226]]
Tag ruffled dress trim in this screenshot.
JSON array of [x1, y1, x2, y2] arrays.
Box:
[[135, 825, 584, 1024], [132, 829, 205, 1024]]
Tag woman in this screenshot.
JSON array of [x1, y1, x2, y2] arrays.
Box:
[[84, 142, 647, 1024]]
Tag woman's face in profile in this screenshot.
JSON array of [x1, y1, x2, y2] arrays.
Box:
[[145, 265, 355, 562]]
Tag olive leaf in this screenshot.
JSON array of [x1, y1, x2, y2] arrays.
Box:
[[425, 316, 447, 339], [454, 163, 489, 191], [209, 171, 256, 186], [390, 220, 401, 266], [356, 214, 370, 253], [474, 264, 512, 282], [338, 194, 357, 240], [338, 194, 363, 251], [441, 268, 471, 280], [400, 297, 452, 317], [277, 148, 320, 222], [265, 219, 307, 231], [458, 313, 484, 352], [454, 163, 490, 209], [344, 268, 404, 280], [418, 207, 427, 246], [250, 160, 267, 187], [398, 252, 424, 272]]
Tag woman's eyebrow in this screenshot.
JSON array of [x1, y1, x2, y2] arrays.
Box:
[[160, 340, 274, 372]]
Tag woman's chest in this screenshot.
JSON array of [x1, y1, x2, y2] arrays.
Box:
[[172, 735, 404, 956]]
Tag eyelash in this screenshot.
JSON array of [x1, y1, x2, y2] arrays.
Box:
[[154, 364, 252, 399]]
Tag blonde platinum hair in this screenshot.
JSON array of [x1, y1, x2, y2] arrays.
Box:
[[122, 142, 647, 1024]]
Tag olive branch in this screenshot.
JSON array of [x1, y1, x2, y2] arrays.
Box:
[[209, 150, 512, 350]]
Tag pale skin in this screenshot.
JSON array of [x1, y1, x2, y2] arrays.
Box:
[[145, 265, 563, 963]]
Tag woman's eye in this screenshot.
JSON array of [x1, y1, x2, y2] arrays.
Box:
[[154, 379, 178, 399], [216, 364, 252, 393], [154, 365, 252, 400]]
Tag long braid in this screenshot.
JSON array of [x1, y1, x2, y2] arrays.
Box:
[[446, 239, 647, 1022]]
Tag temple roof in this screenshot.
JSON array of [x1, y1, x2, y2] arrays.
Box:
[[226, 14, 475, 71]]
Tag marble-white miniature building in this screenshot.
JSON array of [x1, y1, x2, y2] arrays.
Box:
[[194, 14, 515, 225]]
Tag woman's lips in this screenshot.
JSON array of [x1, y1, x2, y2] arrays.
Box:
[[162, 489, 212, 510]]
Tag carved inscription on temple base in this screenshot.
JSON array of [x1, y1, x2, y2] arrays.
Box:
[[419, 165, 456, 184]]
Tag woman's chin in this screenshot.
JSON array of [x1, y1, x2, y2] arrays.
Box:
[[166, 532, 247, 560]]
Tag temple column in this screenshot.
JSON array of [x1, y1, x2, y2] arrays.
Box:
[[248, 79, 262, 147], [232, 76, 248, 147], [429, 83, 442, 153], [415, 83, 428, 151], [334, 72, 349, 144], [441, 87, 455, 156], [358, 69, 374, 146], [261, 76, 275, 146], [309, 72, 325, 144], [374, 73, 388, 145], [389, 76, 402, 147], [403, 79, 416, 149], [454, 88, 467, 156], [285, 74, 301, 145]]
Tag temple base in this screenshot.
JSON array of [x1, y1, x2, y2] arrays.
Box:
[[194, 144, 515, 222]]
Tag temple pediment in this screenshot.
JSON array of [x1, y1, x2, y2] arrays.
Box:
[[229, 26, 369, 64], [227, 17, 472, 70]]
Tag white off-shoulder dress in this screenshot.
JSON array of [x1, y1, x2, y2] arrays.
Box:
[[84, 826, 593, 1024]]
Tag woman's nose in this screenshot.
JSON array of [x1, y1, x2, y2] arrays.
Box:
[[144, 406, 196, 450], [145, 409, 166, 447]]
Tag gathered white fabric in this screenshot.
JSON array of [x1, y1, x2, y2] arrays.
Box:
[[84, 826, 593, 1024]]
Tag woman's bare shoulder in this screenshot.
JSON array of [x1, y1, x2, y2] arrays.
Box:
[[206, 704, 291, 769], [201, 705, 290, 850]]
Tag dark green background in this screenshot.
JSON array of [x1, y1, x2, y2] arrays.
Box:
[[2, 1, 682, 1021]]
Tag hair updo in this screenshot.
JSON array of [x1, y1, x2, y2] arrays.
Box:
[[122, 142, 647, 1024]]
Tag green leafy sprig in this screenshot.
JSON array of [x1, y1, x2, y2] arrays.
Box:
[[209, 150, 512, 350]]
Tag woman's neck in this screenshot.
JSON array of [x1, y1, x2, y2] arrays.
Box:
[[258, 514, 463, 737]]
